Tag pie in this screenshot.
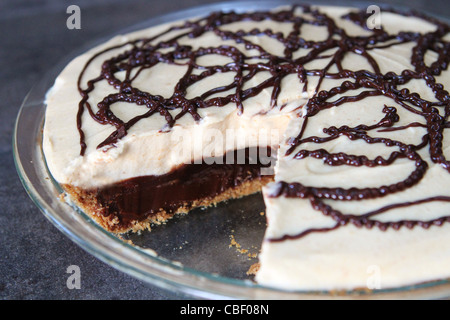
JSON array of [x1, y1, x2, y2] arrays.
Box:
[[42, 4, 450, 291]]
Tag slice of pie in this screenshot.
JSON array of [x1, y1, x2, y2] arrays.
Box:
[[42, 4, 450, 291]]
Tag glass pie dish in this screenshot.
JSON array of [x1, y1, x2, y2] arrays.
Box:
[[13, 0, 450, 299]]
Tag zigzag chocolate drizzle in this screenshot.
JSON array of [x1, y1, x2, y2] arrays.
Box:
[[75, 4, 450, 240], [264, 6, 450, 241]]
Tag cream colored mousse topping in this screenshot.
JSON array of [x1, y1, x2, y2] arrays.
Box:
[[43, 4, 450, 292]]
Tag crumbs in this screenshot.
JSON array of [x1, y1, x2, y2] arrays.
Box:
[[247, 262, 260, 275], [229, 232, 259, 260], [229, 232, 261, 277], [176, 240, 189, 250]]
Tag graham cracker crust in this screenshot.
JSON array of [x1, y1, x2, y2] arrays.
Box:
[[62, 175, 273, 234]]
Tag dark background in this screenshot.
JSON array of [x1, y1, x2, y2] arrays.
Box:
[[1, 0, 449, 300]]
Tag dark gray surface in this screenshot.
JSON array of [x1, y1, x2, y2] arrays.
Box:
[[1, 0, 448, 300]]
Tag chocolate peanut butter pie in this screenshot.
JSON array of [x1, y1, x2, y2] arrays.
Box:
[[42, 4, 450, 291]]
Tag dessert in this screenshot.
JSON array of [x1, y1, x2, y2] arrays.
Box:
[[42, 3, 450, 291]]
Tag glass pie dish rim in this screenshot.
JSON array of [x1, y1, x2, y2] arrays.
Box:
[[12, 0, 450, 299]]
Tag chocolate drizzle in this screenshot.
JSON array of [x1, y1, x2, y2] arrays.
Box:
[[75, 5, 450, 240]]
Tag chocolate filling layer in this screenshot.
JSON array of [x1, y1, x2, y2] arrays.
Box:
[[95, 147, 275, 228]]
